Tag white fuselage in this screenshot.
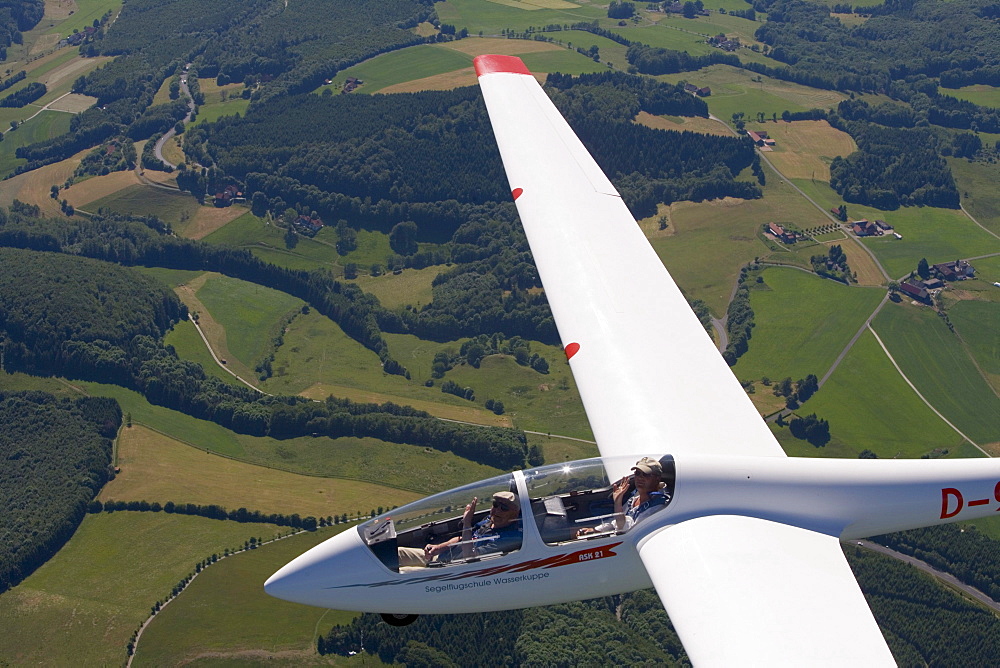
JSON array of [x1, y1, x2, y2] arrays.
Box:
[[265, 454, 1000, 615]]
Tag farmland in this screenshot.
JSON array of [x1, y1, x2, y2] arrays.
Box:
[[873, 301, 1000, 448], [732, 267, 885, 382], [0, 512, 281, 667]]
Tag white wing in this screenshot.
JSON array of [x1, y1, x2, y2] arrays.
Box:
[[475, 55, 894, 665], [639, 517, 895, 666], [474, 55, 783, 463]]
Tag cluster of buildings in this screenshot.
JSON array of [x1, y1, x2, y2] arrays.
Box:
[[213, 185, 245, 207], [747, 130, 776, 148], [850, 218, 900, 239], [899, 260, 976, 303], [707, 33, 741, 52], [683, 82, 712, 97], [64, 26, 99, 46]]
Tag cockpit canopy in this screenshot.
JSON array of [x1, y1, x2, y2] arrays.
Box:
[[359, 456, 674, 572]]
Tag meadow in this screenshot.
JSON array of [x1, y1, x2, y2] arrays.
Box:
[[194, 272, 305, 372], [0, 110, 71, 177], [0, 512, 281, 667], [81, 183, 249, 236], [779, 330, 965, 459], [102, 425, 420, 517], [650, 177, 830, 315], [436, 0, 605, 35], [134, 526, 365, 666], [731, 267, 885, 382], [163, 317, 246, 388], [949, 299, 1000, 393], [356, 265, 440, 309], [657, 64, 848, 124], [941, 84, 1000, 110], [324, 44, 475, 94], [38, 0, 123, 41], [873, 301, 1000, 447]]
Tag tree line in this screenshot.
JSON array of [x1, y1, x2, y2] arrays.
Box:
[[0, 391, 119, 593]]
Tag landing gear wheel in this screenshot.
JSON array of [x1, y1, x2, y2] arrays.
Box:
[[380, 613, 419, 626]]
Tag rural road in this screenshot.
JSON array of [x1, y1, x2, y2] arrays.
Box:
[[154, 68, 195, 170]]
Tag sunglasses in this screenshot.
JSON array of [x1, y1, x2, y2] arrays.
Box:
[[492, 501, 514, 511]]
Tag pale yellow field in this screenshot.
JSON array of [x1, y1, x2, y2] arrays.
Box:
[[38, 55, 111, 89], [160, 134, 186, 166], [300, 382, 514, 428], [63, 168, 157, 208], [197, 77, 244, 104], [750, 120, 856, 181], [44, 0, 78, 21], [0, 147, 86, 215], [102, 425, 419, 519], [381, 68, 480, 93], [634, 111, 733, 137], [45, 93, 95, 113], [177, 203, 246, 240]]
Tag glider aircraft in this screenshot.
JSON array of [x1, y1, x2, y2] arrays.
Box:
[[266, 55, 1000, 665]]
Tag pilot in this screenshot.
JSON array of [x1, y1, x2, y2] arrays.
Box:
[[577, 457, 670, 537], [398, 491, 522, 568]]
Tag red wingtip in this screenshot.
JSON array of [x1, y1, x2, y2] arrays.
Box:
[[474, 54, 532, 77]]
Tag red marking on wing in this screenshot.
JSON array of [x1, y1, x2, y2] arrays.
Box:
[[969, 498, 990, 507], [474, 55, 531, 77], [512, 187, 523, 201], [565, 342, 581, 360]]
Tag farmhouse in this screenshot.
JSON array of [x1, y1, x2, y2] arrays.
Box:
[[899, 280, 930, 302], [933, 259, 975, 280], [708, 33, 740, 51], [766, 222, 798, 244], [214, 185, 244, 207], [851, 219, 882, 237], [922, 277, 944, 290], [294, 213, 324, 236], [342, 77, 363, 93]]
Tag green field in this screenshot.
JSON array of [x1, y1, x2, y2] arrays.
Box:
[[732, 267, 885, 382], [191, 97, 251, 127], [195, 273, 304, 370], [949, 157, 1000, 236], [136, 266, 207, 288], [325, 44, 473, 93], [942, 84, 1000, 110], [521, 47, 613, 74], [873, 301, 1000, 447], [657, 64, 848, 124], [437, 0, 605, 35], [777, 330, 965, 458], [0, 512, 281, 667], [356, 265, 441, 309], [134, 526, 361, 666], [950, 299, 1000, 393], [853, 204, 1000, 280], [0, 110, 71, 177]]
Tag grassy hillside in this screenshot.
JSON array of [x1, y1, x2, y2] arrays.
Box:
[[0, 512, 281, 667]]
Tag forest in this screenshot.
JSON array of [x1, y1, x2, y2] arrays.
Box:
[[0, 0, 43, 60], [0, 391, 119, 592], [187, 73, 759, 229]]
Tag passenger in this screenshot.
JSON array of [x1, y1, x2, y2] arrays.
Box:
[[577, 457, 670, 537], [398, 491, 522, 568]]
